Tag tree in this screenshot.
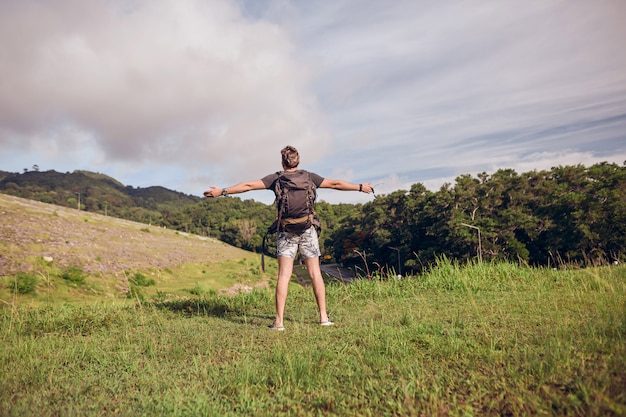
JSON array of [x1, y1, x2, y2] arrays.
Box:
[[237, 219, 258, 251]]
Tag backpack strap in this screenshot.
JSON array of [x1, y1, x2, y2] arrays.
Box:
[[261, 230, 269, 272], [305, 171, 316, 214], [262, 172, 285, 272]]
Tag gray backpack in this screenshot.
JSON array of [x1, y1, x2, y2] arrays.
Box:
[[271, 170, 321, 233], [262, 170, 321, 270]]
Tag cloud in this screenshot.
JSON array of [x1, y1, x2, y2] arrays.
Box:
[[1, 0, 625, 206], [292, 0, 626, 194], [0, 0, 331, 185]]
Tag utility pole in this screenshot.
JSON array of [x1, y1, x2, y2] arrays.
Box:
[[460, 223, 482, 263], [389, 246, 401, 277]]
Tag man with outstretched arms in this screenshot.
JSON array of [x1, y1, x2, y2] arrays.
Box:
[[204, 145, 374, 330]]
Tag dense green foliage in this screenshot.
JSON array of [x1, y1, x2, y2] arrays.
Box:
[[2, 162, 625, 272], [335, 163, 626, 272], [157, 162, 626, 272], [1, 262, 625, 416]]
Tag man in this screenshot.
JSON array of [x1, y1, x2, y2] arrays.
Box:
[[204, 145, 374, 330]]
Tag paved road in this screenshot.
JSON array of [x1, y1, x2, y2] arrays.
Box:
[[320, 263, 357, 282]]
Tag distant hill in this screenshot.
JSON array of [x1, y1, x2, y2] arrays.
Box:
[[0, 167, 278, 255], [0, 169, 201, 220]]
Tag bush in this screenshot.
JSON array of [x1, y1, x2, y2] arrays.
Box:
[[61, 267, 86, 285], [12, 273, 38, 294], [128, 272, 155, 287], [126, 272, 155, 301], [126, 285, 145, 301]]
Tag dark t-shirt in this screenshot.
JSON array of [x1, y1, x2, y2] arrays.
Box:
[[261, 170, 324, 195]]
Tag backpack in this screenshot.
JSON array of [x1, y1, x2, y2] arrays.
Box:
[[261, 170, 321, 271]]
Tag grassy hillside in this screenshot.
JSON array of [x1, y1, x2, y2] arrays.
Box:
[[0, 193, 273, 305], [1, 259, 625, 415]]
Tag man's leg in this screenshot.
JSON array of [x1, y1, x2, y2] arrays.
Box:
[[275, 256, 294, 327], [304, 256, 330, 323]]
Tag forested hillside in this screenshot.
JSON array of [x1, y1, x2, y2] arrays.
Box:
[[0, 169, 201, 224], [2, 162, 625, 272]]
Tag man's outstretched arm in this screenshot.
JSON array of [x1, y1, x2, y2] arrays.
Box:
[[319, 179, 374, 194], [203, 180, 266, 198]]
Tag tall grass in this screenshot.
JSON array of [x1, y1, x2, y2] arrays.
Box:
[[1, 260, 625, 416]]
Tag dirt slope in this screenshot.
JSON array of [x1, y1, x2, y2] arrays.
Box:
[[0, 193, 249, 278]]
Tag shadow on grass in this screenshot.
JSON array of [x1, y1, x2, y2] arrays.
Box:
[[150, 290, 275, 325], [151, 297, 234, 318]]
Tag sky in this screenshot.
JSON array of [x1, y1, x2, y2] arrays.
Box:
[[1, 0, 625, 205]]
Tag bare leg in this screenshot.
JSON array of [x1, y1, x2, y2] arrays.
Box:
[[275, 256, 294, 327], [304, 256, 330, 323]]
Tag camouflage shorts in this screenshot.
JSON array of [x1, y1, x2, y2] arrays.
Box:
[[277, 226, 321, 259]]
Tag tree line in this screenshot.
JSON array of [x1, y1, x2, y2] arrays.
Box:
[[166, 162, 626, 273], [2, 162, 624, 273], [332, 162, 626, 273], [0, 169, 201, 224]]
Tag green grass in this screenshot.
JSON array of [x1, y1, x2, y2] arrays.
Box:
[[10, 273, 38, 294], [1, 260, 625, 416], [0, 256, 273, 306]]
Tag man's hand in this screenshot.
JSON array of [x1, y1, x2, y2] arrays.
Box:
[[203, 186, 221, 198], [360, 182, 375, 194]]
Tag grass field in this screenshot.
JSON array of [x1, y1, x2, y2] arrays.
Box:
[[1, 260, 625, 416]]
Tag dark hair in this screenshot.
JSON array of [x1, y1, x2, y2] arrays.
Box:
[[281, 146, 300, 169]]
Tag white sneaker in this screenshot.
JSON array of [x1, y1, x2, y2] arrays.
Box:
[[268, 322, 285, 331]]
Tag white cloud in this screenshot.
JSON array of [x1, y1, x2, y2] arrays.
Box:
[[295, 0, 626, 198], [0, 0, 331, 187], [1, 0, 625, 205]]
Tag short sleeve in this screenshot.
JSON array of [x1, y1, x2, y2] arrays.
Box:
[[309, 172, 324, 188], [261, 172, 279, 189]]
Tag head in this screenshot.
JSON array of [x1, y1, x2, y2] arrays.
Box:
[[281, 145, 300, 169]]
